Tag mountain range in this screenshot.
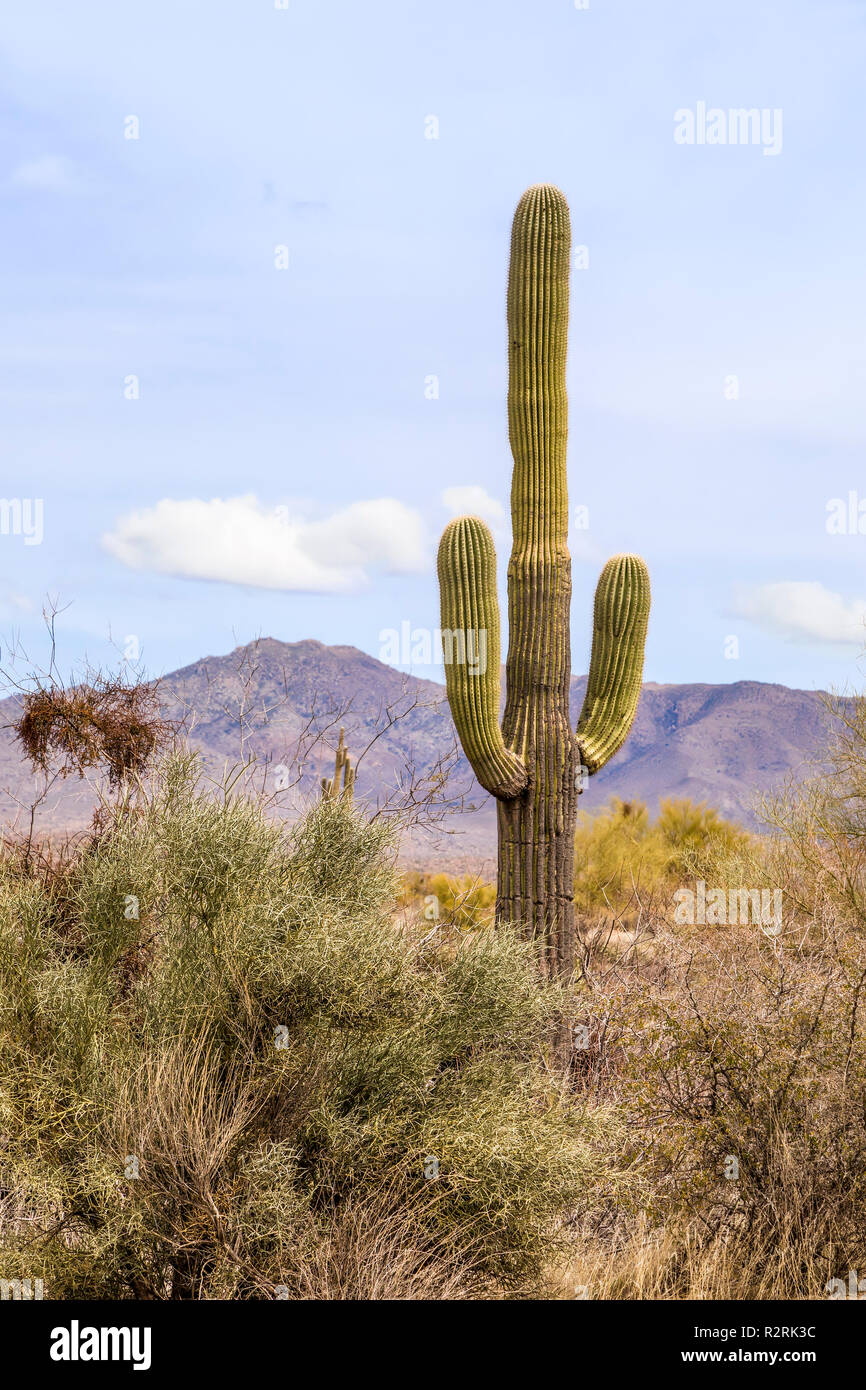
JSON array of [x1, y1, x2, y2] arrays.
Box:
[[0, 638, 836, 866]]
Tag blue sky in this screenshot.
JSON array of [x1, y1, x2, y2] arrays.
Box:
[[3, 0, 866, 691]]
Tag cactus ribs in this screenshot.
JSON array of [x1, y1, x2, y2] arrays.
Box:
[[437, 185, 650, 977]]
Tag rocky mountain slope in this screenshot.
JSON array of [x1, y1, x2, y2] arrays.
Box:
[[0, 638, 835, 865]]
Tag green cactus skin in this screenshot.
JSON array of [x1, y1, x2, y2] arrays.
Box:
[[437, 185, 650, 977], [436, 517, 527, 799], [577, 553, 650, 774]]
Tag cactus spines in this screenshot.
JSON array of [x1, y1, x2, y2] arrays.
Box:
[[437, 184, 650, 977], [577, 553, 650, 774], [437, 516, 527, 799], [321, 726, 355, 801]]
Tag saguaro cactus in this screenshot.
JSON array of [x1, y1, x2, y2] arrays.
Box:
[[321, 726, 355, 801], [437, 185, 650, 977]]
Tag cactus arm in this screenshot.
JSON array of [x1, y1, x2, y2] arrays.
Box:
[[435, 183, 651, 984], [437, 515, 527, 800], [576, 553, 650, 774]]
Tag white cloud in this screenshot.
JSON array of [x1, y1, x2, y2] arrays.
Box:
[[0, 586, 33, 618], [441, 486, 505, 527], [733, 581, 866, 645], [9, 156, 83, 193], [102, 494, 428, 593]]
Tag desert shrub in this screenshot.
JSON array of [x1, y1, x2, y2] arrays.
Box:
[[14, 674, 172, 787], [399, 870, 496, 931], [0, 754, 602, 1299], [558, 744, 866, 1299], [561, 911, 866, 1299], [573, 796, 750, 933], [429, 872, 496, 930], [655, 797, 750, 874]]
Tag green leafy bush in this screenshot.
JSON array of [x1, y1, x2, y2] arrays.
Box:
[[0, 755, 604, 1299]]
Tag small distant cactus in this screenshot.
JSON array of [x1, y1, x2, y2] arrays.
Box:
[[437, 184, 650, 977], [321, 726, 355, 801]]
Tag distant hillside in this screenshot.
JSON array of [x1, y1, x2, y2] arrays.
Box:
[[0, 638, 835, 865], [576, 676, 830, 830]]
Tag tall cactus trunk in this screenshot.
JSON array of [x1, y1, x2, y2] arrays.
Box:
[[497, 183, 576, 978], [496, 763, 577, 979], [437, 184, 651, 986]]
